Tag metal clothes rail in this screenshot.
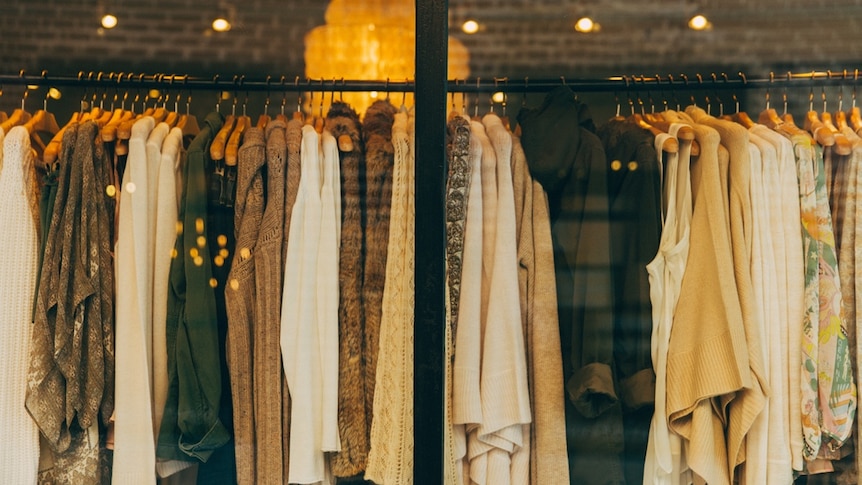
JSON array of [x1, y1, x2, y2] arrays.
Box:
[[1, 69, 861, 94]]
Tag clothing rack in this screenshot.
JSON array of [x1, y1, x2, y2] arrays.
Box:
[[1, 69, 860, 93], [3, 54, 862, 485]]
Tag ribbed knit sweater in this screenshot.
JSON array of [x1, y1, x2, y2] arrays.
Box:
[[366, 110, 416, 484], [251, 119, 288, 485], [0, 126, 40, 484], [328, 102, 369, 477], [225, 127, 266, 485]]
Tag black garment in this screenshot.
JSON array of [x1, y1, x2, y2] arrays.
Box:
[[598, 118, 662, 485], [518, 87, 624, 485]]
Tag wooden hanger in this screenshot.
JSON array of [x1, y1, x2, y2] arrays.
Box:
[[805, 110, 836, 147], [225, 116, 250, 166], [835, 110, 849, 131], [731, 111, 756, 129], [820, 111, 852, 155], [630, 112, 678, 153], [0, 107, 31, 133], [851, 106, 862, 133], [175, 93, 200, 138], [645, 112, 700, 156], [101, 110, 134, 142], [210, 114, 236, 161], [0, 112, 7, 123], [22, 105, 60, 136]]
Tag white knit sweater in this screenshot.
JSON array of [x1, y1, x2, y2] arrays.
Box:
[[0, 126, 41, 484]]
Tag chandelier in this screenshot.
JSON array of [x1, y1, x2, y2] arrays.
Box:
[[305, 0, 470, 114]]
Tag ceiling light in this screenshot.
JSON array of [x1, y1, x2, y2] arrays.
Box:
[[575, 17, 600, 33], [212, 17, 231, 32], [101, 14, 118, 29], [688, 14, 711, 31], [492, 91, 505, 103], [48, 87, 62, 100], [462, 20, 479, 34]]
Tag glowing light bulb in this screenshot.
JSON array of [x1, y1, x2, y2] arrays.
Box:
[[212, 18, 231, 32], [101, 14, 118, 29], [688, 14, 710, 31], [575, 17, 598, 33], [492, 92, 505, 103], [462, 20, 479, 34]]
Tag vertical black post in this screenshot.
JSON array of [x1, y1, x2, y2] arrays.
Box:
[[414, 0, 447, 484]]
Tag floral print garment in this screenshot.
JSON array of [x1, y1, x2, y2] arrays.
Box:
[[796, 137, 857, 461]]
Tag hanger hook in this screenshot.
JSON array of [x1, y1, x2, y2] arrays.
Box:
[[318, 78, 324, 117], [213, 74, 221, 112], [402, 78, 408, 108], [474, 77, 481, 118]]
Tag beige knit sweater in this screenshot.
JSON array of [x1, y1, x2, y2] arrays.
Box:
[[686, 106, 769, 479], [662, 110, 750, 485], [510, 131, 570, 485], [365, 110, 415, 484], [251, 120, 288, 485], [225, 127, 266, 485]]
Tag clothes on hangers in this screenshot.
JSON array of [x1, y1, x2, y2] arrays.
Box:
[[0, 126, 41, 484]]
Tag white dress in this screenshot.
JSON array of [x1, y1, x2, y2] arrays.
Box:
[[643, 125, 692, 485], [0, 126, 41, 484]]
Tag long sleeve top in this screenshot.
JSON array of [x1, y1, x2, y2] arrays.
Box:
[[518, 87, 625, 484], [510, 129, 570, 485], [156, 111, 231, 464], [366, 110, 416, 485], [225, 126, 266, 485], [0, 126, 41, 484], [113, 116, 158, 484]]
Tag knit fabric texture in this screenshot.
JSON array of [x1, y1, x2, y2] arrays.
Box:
[[0, 126, 41, 483], [366, 110, 416, 484], [249, 119, 289, 485], [225, 126, 266, 485]]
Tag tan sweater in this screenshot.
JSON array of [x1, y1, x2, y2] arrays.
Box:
[[251, 120, 289, 485], [662, 110, 750, 485], [224, 127, 266, 485], [510, 133, 570, 485], [686, 106, 769, 478]]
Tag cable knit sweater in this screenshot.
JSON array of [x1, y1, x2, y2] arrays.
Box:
[[328, 102, 369, 477], [225, 126, 266, 485], [0, 126, 40, 484], [366, 110, 416, 484]]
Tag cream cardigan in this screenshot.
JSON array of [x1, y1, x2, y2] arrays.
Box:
[[0, 127, 41, 484], [113, 116, 158, 485]]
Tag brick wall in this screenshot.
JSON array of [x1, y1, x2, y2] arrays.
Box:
[[1, 0, 861, 118]]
